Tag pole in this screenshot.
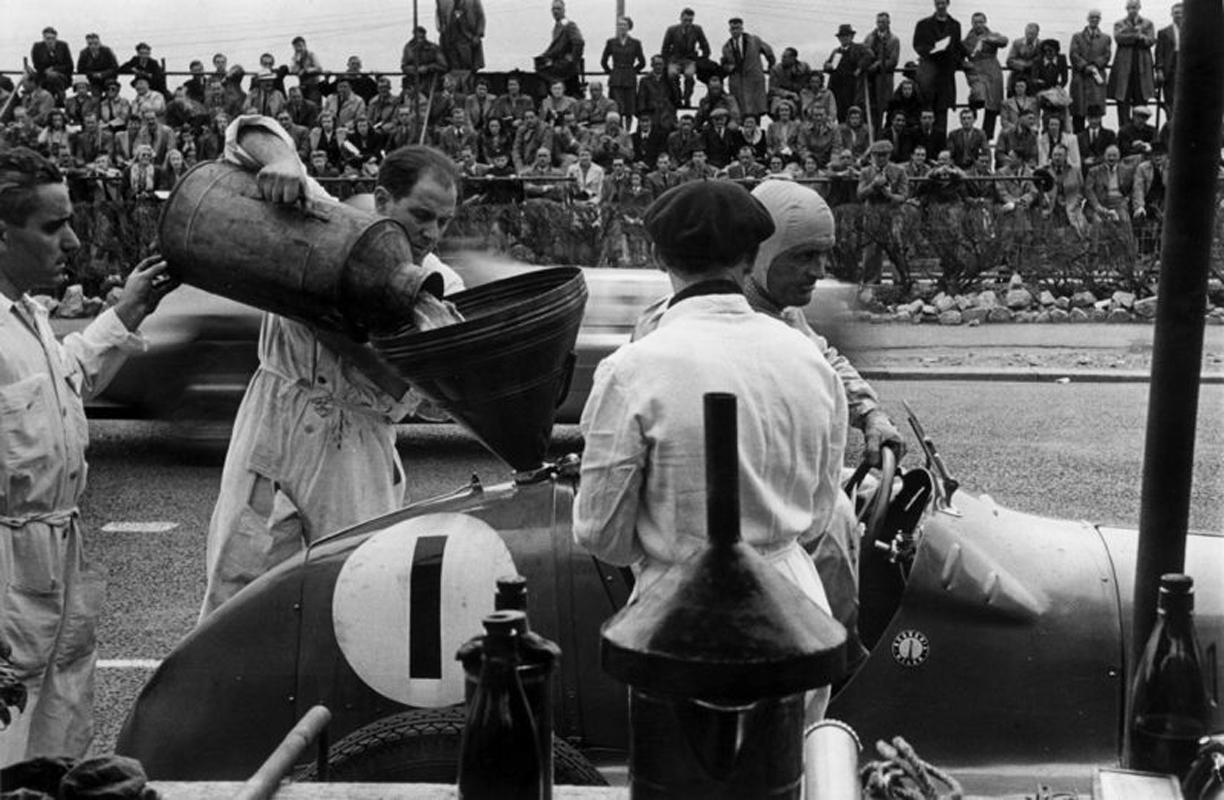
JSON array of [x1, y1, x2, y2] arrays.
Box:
[[412, 0, 421, 121], [615, 0, 625, 25], [1130, 0, 1224, 664]]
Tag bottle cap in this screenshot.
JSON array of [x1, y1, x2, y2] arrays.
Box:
[[483, 609, 528, 637], [1159, 574, 1193, 593], [1158, 573, 1194, 614], [495, 575, 529, 611]]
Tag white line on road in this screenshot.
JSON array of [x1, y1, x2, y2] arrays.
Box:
[[100, 521, 180, 534], [98, 659, 162, 669]]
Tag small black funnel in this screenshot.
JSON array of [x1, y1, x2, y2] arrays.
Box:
[[601, 393, 847, 702], [372, 268, 587, 472]]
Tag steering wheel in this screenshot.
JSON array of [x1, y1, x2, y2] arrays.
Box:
[[843, 446, 898, 555]]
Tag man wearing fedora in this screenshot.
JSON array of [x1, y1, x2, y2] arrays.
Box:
[[823, 24, 871, 125]]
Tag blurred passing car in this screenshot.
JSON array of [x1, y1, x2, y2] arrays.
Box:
[[64, 263, 857, 436]]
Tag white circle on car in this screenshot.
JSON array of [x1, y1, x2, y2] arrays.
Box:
[[332, 512, 516, 707], [891, 629, 930, 667]]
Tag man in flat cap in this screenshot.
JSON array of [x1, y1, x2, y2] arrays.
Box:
[[574, 180, 848, 720]]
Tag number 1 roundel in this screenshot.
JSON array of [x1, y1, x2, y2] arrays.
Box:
[[332, 513, 517, 707]]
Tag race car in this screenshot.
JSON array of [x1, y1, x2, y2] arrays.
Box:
[[115, 399, 1224, 794], [71, 261, 856, 436]]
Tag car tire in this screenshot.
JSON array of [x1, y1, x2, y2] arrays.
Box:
[[301, 706, 607, 786]]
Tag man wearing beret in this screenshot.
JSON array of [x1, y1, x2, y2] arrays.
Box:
[[574, 180, 848, 720]]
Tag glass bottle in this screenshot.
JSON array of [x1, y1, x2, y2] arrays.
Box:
[[457, 576, 560, 798], [458, 610, 542, 800], [1125, 574, 1212, 777]]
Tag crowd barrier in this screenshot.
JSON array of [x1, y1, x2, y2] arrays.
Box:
[[59, 172, 1222, 300]]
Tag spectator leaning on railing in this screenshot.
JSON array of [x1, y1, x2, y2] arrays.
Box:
[[1, 7, 1202, 280]]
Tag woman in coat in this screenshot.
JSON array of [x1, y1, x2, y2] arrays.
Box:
[[962, 13, 1009, 139]]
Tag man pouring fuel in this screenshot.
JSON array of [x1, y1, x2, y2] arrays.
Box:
[[199, 116, 465, 619]]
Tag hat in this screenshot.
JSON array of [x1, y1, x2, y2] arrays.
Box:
[[869, 140, 894, 154], [710, 107, 730, 118], [255, 70, 277, 82], [60, 755, 150, 800], [1041, 38, 1060, 51], [644, 181, 775, 266], [129, 75, 149, 87], [837, 24, 856, 37], [1132, 105, 1152, 117], [105, 78, 120, 88], [1086, 105, 1105, 117], [750, 180, 835, 289], [73, 78, 91, 89]]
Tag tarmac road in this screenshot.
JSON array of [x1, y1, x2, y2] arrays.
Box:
[[78, 379, 1223, 760]]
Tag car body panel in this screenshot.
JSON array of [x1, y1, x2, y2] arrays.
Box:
[[117, 464, 1224, 791]]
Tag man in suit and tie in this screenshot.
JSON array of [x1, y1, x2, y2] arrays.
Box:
[[537, 0, 585, 97], [1085, 143, 1137, 259], [30, 27, 74, 99], [1154, 3, 1182, 114], [601, 17, 646, 122], [1077, 106, 1117, 173], [721, 18, 776, 118], [823, 24, 871, 124], [661, 8, 713, 107], [437, 0, 485, 89], [464, 79, 496, 133], [911, 109, 946, 161]]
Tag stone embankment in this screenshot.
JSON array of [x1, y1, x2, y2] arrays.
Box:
[[856, 275, 1224, 326]]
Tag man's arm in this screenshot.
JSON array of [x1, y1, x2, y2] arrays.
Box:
[[572, 359, 647, 566], [232, 119, 313, 204], [62, 256, 177, 399]]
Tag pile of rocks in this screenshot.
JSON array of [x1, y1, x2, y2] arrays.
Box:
[[31, 284, 123, 319], [858, 275, 1224, 325]]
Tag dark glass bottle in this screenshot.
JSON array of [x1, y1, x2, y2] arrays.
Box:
[[458, 611, 542, 800], [1125, 574, 1212, 777], [457, 576, 560, 798]]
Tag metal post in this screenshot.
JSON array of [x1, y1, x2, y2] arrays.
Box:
[[704, 393, 740, 548], [1131, 0, 1224, 663], [615, 0, 625, 24], [412, 0, 421, 120]]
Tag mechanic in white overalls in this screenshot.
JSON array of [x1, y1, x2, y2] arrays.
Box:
[[199, 117, 465, 619], [0, 147, 176, 766], [573, 180, 848, 721], [630, 178, 904, 668]]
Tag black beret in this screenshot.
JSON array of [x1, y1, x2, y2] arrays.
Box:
[[644, 181, 775, 263]]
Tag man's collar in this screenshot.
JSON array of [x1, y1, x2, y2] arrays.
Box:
[[667, 278, 743, 308]]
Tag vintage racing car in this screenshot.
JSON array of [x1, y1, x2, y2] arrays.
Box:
[[115, 394, 1224, 794]]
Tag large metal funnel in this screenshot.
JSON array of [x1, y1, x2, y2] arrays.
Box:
[[601, 393, 847, 701], [372, 268, 588, 472]]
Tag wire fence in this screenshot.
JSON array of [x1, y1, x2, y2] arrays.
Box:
[[58, 172, 1223, 300]]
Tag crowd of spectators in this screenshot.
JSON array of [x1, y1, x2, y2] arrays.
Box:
[[0, 0, 1190, 270]]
